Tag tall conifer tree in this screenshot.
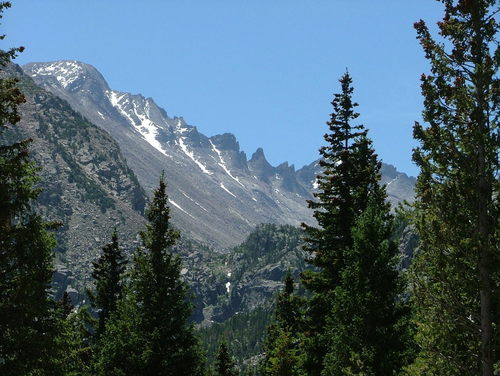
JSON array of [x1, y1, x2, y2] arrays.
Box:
[[216, 340, 238, 376], [90, 229, 126, 337], [410, 1, 499, 375], [301, 73, 408, 374], [261, 272, 304, 376], [322, 195, 410, 375], [0, 3, 62, 374], [97, 174, 204, 376], [301, 73, 379, 375]]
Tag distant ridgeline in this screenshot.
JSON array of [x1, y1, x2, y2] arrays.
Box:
[[23, 60, 416, 250]]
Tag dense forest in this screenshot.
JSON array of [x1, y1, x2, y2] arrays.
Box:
[[0, 1, 498, 375]]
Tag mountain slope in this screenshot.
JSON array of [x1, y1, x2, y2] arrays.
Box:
[[23, 60, 416, 249], [1, 64, 147, 298]]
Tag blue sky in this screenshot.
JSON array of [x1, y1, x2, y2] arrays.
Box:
[[5, 1, 443, 176]]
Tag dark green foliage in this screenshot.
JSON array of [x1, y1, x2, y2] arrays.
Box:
[[322, 198, 412, 375], [201, 305, 273, 369], [261, 272, 305, 376], [409, 1, 499, 374], [232, 224, 305, 271], [96, 174, 205, 375], [89, 229, 126, 337], [200, 224, 308, 371], [216, 340, 238, 376], [0, 3, 63, 374], [301, 73, 380, 375], [301, 73, 410, 375], [57, 306, 95, 376]]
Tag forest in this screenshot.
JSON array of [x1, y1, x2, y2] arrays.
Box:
[[0, 1, 499, 375]]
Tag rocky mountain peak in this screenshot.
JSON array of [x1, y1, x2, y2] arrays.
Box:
[[22, 60, 415, 248], [24, 60, 110, 93], [209, 133, 240, 152], [248, 147, 275, 182]]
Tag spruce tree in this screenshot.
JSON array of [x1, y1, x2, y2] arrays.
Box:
[[261, 272, 304, 376], [216, 340, 238, 376], [301, 73, 408, 374], [301, 72, 378, 375], [409, 1, 499, 375], [90, 229, 126, 337], [322, 196, 410, 375], [97, 174, 205, 376], [0, 3, 62, 374]]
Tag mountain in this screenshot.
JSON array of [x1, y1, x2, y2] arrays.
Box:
[[2, 64, 231, 317], [1, 64, 147, 300], [23, 60, 416, 249]]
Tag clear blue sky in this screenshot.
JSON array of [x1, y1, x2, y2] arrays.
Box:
[[4, 1, 443, 177]]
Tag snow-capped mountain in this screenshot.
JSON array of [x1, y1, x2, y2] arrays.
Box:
[[23, 60, 415, 249]]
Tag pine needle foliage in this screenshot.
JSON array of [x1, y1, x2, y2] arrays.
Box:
[[0, 3, 62, 374], [261, 272, 305, 376], [409, 1, 499, 375], [96, 174, 205, 376], [301, 73, 410, 375], [216, 340, 238, 376], [89, 229, 126, 337]]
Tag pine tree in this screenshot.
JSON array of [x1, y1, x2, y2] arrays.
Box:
[[261, 272, 305, 376], [0, 3, 62, 374], [57, 306, 94, 376], [90, 229, 126, 337], [322, 196, 410, 375], [409, 1, 499, 375], [216, 340, 238, 376], [301, 73, 381, 375], [301, 73, 409, 374], [96, 174, 205, 376]]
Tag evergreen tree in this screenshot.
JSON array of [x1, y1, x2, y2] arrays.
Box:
[[301, 73, 408, 374], [409, 1, 499, 375], [97, 174, 205, 376], [90, 229, 126, 337], [0, 3, 62, 374], [322, 196, 410, 375], [301, 72, 379, 375], [216, 340, 238, 376], [57, 306, 94, 376], [261, 272, 305, 376]]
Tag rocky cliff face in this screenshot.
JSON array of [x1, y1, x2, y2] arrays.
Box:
[[2, 64, 147, 298], [23, 61, 416, 249]]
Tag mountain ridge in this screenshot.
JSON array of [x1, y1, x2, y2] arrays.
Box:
[[23, 60, 416, 249]]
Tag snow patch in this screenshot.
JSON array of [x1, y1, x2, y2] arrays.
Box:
[[220, 183, 236, 198], [225, 281, 231, 294], [312, 179, 320, 190], [178, 137, 212, 175], [30, 61, 84, 88], [180, 190, 209, 212], [106, 90, 170, 158], [175, 118, 190, 134], [168, 199, 194, 219], [209, 140, 244, 187], [386, 178, 397, 187], [227, 272, 232, 277]]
